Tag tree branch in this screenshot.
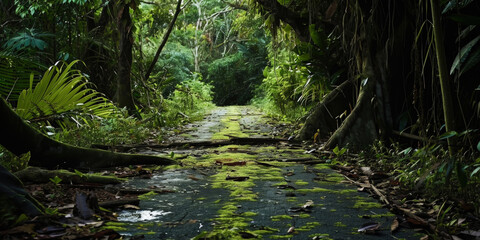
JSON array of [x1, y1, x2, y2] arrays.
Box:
[[255, 0, 309, 41], [144, 0, 182, 81]]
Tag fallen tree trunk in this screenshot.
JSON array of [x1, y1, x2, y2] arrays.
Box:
[[0, 98, 175, 169], [92, 137, 295, 151], [14, 167, 123, 184]]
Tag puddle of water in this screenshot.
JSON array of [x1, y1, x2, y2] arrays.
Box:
[[118, 209, 172, 222]]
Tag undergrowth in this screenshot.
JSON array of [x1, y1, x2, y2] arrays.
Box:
[[357, 140, 480, 215]]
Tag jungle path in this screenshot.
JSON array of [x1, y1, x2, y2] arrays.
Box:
[[115, 106, 416, 239]]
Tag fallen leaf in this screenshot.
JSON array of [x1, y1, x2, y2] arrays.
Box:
[[1, 224, 36, 235], [188, 175, 199, 181], [391, 218, 399, 232], [420, 235, 429, 240], [287, 226, 295, 234], [460, 230, 480, 237], [457, 218, 466, 226], [123, 204, 140, 210], [358, 222, 380, 234], [361, 167, 373, 176], [276, 184, 296, 190], [302, 200, 314, 209], [285, 172, 295, 176]]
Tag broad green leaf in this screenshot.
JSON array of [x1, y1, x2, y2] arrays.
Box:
[[450, 35, 480, 75], [471, 166, 480, 177], [477, 141, 480, 152], [460, 47, 480, 75], [439, 131, 458, 140]]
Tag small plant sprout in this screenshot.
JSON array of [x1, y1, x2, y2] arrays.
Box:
[[49, 175, 62, 185]]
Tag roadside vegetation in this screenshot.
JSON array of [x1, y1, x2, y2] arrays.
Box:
[[1, 0, 480, 238]]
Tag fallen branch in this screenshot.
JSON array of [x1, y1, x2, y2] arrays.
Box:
[[369, 181, 390, 205], [15, 167, 123, 184]]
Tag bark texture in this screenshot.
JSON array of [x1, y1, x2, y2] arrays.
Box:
[[115, 3, 137, 116], [0, 98, 175, 169]]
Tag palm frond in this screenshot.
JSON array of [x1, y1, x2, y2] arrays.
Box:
[[16, 60, 118, 126], [0, 51, 44, 101]]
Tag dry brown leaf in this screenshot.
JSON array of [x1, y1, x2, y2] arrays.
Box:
[[188, 175, 200, 181], [123, 204, 140, 210], [390, 218, 399, 232], [420, 235, 429, 240]]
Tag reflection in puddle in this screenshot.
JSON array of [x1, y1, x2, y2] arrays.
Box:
[[118, 210, 172, 222]]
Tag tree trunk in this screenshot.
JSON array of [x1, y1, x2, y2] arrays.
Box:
[[430, 0, 456, 153], [116, 3, 138, 117], [324, 56, 379, 150], [296, 80, 356, 141], [0, 165, 43, 224], [0, 98, 175, 169]]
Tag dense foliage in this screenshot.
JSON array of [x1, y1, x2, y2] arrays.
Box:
[[1, 1, 480, 235]]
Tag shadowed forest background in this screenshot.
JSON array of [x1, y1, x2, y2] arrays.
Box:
[[1, 0, 480, 238]]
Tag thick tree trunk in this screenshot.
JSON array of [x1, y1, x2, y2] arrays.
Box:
[[116, 3, 138, 116], [296, 80, 356, 141], [324, 58, 379, 150], [0, 98, 175, 169]]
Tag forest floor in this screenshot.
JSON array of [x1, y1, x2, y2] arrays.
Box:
[[4, 106, 476, 239]]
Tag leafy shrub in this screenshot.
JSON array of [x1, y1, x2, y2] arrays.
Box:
[[158, 74, 215, 126], [58, 114, 153, 147], [251, 48, 311, 121]]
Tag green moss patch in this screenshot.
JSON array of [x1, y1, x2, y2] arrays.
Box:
[[271, 214, 293, 221]]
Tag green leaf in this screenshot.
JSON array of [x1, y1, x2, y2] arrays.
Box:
[[460, 47, 480, 75], [450, 35, 480, 75], [471, 166, 480, 177], [74, 169, 85, 178], [49, 175, 62, 185], [399, 147, 412, 155], [309, 24, 322, 46], [477, 141, 480, 152], [456, 162, 468, 188], [439, 131, 458, 140]]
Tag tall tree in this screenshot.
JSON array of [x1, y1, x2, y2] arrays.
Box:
[[116, 1, 138, 116], [254, 0, 479, 150]]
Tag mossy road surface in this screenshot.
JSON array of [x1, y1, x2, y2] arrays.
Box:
[[114, 106, 416, 240]]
